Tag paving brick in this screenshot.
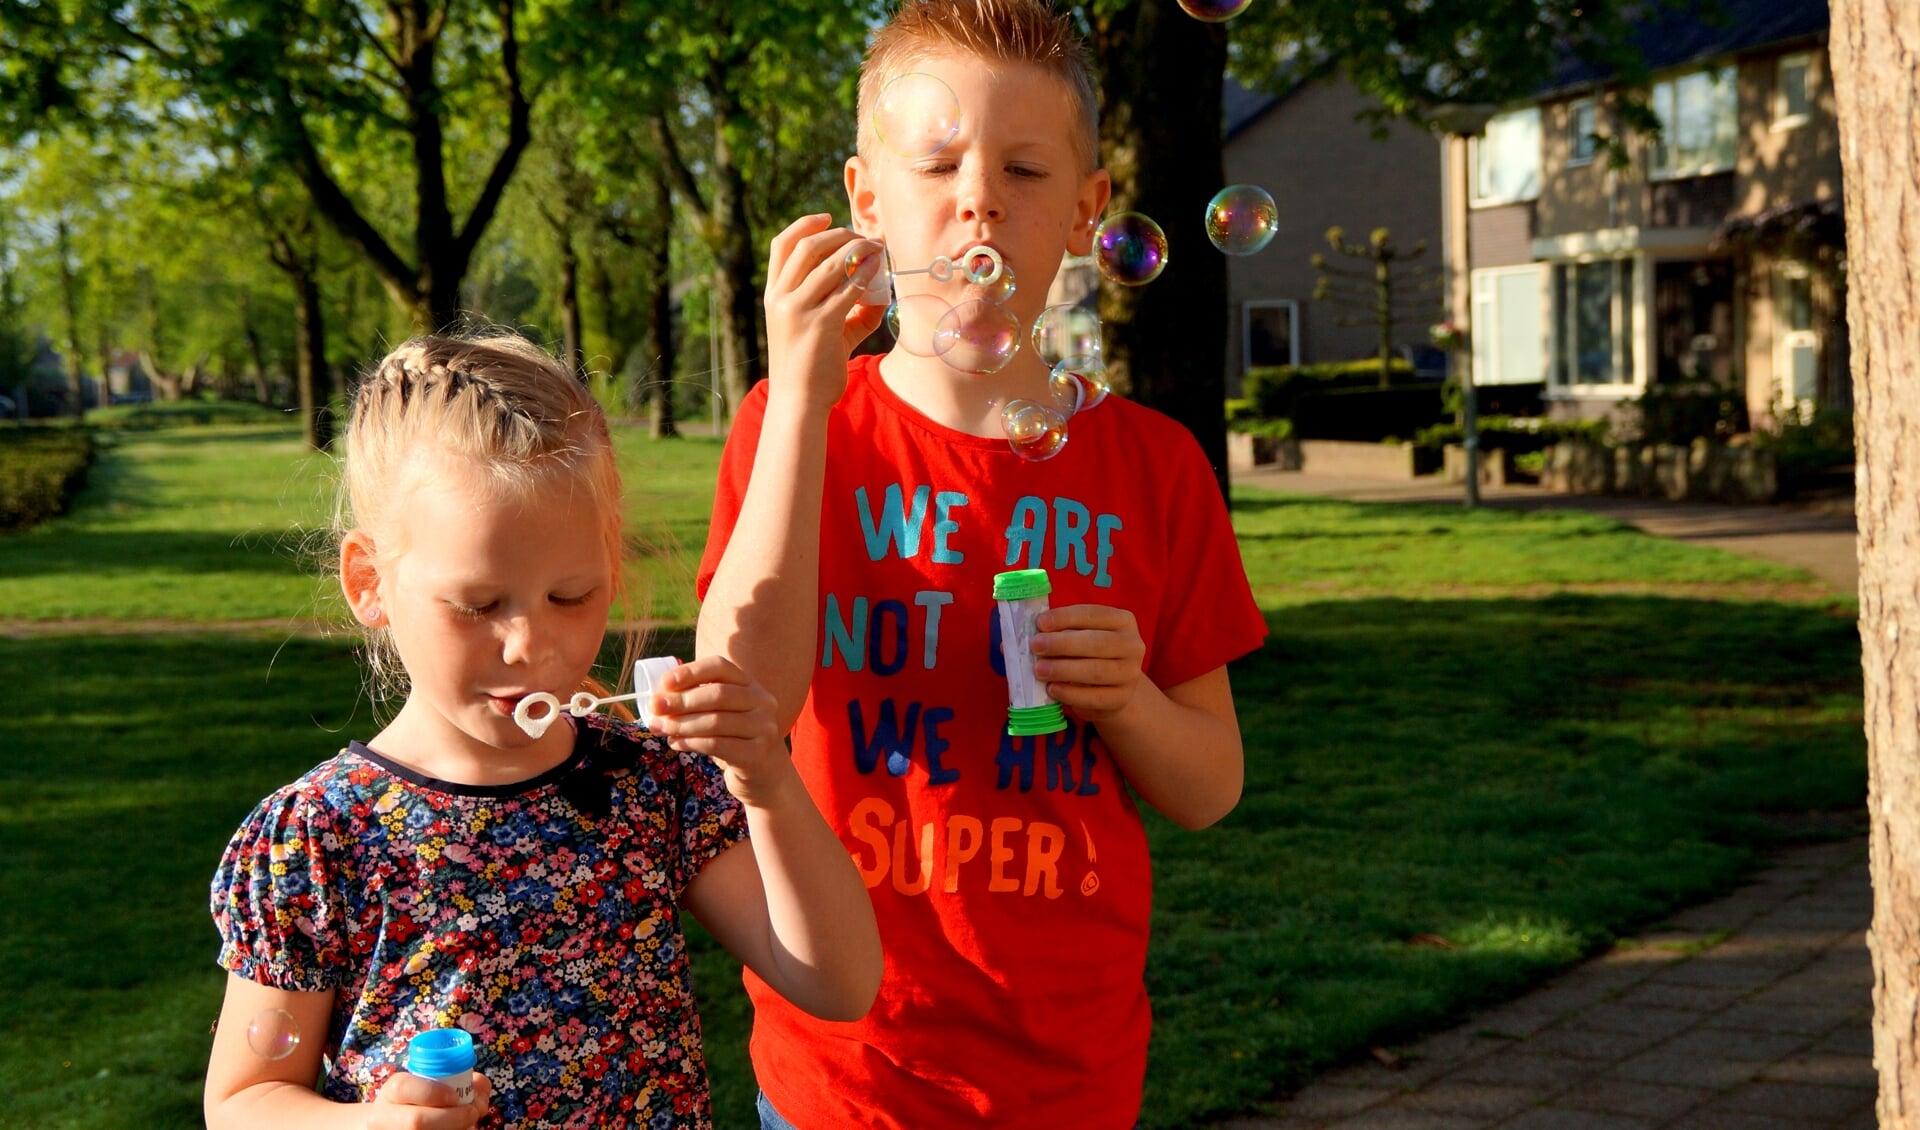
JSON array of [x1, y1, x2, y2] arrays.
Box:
[[1496, 1107, 1653, 1130], [1756, 1052, 1877, 1091], [1615, 980, 1752, 1013], [1450, 1051, 1600, 1091], [1611, 1046, 1767, 1089], [1745, 978, 1863, 1009], [1264, 1082, 1401, 1119], [1550, 1077, 1715, 1119], [1700, 1002, 1859, 1037], [1654, 957, 1802, 991], [1662, 1109, 1806, 1130], [1563, 1002, 1703, 1039], [1460, 1003, 1563, 1040], [1519, 1025, 1667, 1062], [1394, 1080, 1534, 1118], [1322, 1107, 1484, 1130], [1714, 1080, 1874, 1119], [1656, 1027, 1811, 1064], [1811, 1024, 1873, 1058]]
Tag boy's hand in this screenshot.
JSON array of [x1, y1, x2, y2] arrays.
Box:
[[764, 213, 889, 413], [1032, 605, 1148, 724], [368, 1070, 491, 1129], [648, 656, 795, 807]]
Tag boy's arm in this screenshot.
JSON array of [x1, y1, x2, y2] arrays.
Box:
[[1033, 605, 1244, 830], [696, 214, 884, 730]]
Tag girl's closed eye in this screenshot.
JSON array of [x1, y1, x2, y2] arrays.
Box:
[[550, 590, 597, 608], [448, 599, 498, 618]]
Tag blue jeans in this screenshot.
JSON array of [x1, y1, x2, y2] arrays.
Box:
[[756, 1091, 799, 1130]]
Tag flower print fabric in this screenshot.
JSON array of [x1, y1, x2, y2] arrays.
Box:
[[211, 713, 747, 1129]]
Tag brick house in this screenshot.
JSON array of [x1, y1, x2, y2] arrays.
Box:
[[1438, 0, 1841, 430]]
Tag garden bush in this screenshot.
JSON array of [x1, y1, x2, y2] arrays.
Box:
[[1292, 384, 1447, 443], [0, 427, 94, 531], [1414, 416, 1610, 457], [1241, 358, 1415, 420], [1752, 406, 1854, 496]]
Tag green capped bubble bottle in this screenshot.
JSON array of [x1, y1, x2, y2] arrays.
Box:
[[992, 568, 1069, 736]]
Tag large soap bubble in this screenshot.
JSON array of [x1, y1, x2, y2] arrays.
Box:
[[1031, 304, 1101, 367], [933, 300, 1022, 374], [1001, 399, 1069, 461], [1094, 213, 1169, 286], [1051, 357, 1110, 412], [843, 243, 892, 307], [873, 73, 961, 158], [1205, 184, 1279, 256], [247, 1008, 301, 1061], [886, 293, 952, 357], [1177, 0, 1255, 21]]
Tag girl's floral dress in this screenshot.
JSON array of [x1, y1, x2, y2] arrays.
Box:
[[211, 713, 747, 1129]]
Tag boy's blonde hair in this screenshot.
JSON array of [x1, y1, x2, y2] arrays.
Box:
[[337, 330, 629, 703], [858, 0, 1099, 171]]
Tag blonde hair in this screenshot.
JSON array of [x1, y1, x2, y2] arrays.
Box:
[[858, 0, 1099, 171], [336, 331, 630, 705]]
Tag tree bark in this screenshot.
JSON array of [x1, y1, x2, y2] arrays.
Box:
[[1090, 0, 1231, 499], [646, 168, 679, 439], [1830, 0, 1920, 1121], [293, 265, 333, 450], [55, 218, 86, 416]]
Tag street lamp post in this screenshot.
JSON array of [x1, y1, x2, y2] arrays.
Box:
[[1429, 102, 1500, 509]]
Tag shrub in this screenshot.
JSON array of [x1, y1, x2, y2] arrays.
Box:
[[1413, 415, 1610, 456], [1752, 406, 1853, 496], [85, 398, 282, 430], [1230, 416, 1294, 440], [1292, 384, 1447, 443], [1242, 359, 1415, 420], [1633, 382, 1748, 445], [0, 427, 94, 531]]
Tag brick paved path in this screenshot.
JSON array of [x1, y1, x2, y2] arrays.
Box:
[[1220, 838, 1874, 1129]]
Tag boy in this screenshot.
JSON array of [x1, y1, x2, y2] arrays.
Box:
[[696, 1, 1267, 1126]]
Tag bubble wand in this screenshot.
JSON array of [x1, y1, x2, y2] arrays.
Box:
[[513, 657, 683, 739]]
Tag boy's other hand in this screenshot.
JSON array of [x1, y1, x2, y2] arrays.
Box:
[[764, 213, 889, 413], [368, 1070, 492, 1129], [647, 655, 796, 807], [1031, 605, 1147, 724]]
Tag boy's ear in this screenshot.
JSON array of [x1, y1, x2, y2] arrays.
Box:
[[846, 154, 881, 237], [340, 531, 388, 628], [1067, 168, 1113, 258]]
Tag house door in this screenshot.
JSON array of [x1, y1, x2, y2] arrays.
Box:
[[1774, 264, 1818, 422]]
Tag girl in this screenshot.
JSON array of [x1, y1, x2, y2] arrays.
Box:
[[204, 332, 881, 1130]]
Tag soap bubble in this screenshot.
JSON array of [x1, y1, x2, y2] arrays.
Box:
[[247, 1008, 301, 1061], [1094, 213, 1169, 286], [1032, 304, 1102, 366], [886, 293, 952, 357], [843, 243, 892, 307], [969, 259, 1017, 306], [1052, 357, 1111, 412], [1048, 367, 1085, 415], [1001, 399, 1069, 461], [933, 300, 1021, 374], [1177, 0, 1254, 21], [873, 73, 960, 158], [1205, 184, 1279, 256]]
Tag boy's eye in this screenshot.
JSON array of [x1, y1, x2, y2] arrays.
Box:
[[1008, 165, 1046, 179]]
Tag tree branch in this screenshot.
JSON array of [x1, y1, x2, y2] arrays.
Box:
[[651, 108, 710, 230], [454, 0, 533, 260]]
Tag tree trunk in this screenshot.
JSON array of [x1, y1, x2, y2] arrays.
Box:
[[293, 266, 333, 451], [558, 236, 582, 374], [56, 218, 85, 417], [1831, 0, 1920, 1121], [1091, 0, 1231, 499], [709, 74, 764, 411], [240, 295, 273, 404]]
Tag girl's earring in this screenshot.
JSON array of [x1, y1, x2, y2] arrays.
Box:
[[359, 605, 383, 626]]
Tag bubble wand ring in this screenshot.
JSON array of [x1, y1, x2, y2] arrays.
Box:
[[511, 657, 682, 739], [892, 244, 1005, 286]]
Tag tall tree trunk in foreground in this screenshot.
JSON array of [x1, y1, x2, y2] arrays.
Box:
[[1830, 0, 1920, 1121]]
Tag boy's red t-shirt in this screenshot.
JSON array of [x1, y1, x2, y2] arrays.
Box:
[[697, 355, 1267, 1129]]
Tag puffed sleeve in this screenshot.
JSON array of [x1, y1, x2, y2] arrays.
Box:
[[210, 785, 356, 992], [667, 748, 750, 896]]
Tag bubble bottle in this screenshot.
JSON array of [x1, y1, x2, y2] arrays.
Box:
[[992, 569, 1069, 736], [407, 1028, 476, 1105]]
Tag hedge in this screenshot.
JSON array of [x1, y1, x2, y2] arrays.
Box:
[[0, 427, 94, 531], [1241, 358, 1416, 420], [1291, 384, 1448, 443]]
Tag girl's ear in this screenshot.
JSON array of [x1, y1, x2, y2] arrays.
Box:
[[340, 531, 387, 627]]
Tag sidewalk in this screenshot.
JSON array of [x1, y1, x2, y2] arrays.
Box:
[[1219, 468, 1873, 1127], [1231, 467, 1860, 596]]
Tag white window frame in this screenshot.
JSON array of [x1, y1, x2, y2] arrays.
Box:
[[1773, 262, 1819, 419], [1567, 98, 1599, 167], [1469, 107, 1542, 206], [1648, 65, 1738, 180], [1548, 254, 1646, 396], [1773, 52, 1812, 132], [1470, 265, 1547, 387], [1241, 300, 1300, 371]]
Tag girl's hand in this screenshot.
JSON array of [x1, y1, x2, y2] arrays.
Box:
[[763, 213, 889, 414], [648, 656, 795, 807], [367, 1070, 492, 1130], [1032, 604, 1148, 724]]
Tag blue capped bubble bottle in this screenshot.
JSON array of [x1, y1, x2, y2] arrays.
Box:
[[407, 1028, 476, 1104]]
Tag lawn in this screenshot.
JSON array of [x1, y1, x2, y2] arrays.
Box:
[[0, 419, 1865, 1129]]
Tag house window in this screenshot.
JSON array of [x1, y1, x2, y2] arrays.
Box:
[[1552, 258, 1639, 388], [1774, 53, 1812, 130], [1471, 267, 1546, 386], [1567, 98, 1599, 166], [1470, 107, 1541, 205], [1775, 264, 1819, 414], [1650, 66, 1737, 179], [1242, 300, 1299, 370]]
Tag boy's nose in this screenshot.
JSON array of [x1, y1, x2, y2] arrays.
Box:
[[956, 171, 1005, 223]]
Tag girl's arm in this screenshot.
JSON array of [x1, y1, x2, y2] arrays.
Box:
[[654, 657, 883, 1020], [205, 976, 490, 1130]]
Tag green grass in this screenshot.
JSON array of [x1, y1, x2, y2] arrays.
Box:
[[0, 421, 1865, 1129]]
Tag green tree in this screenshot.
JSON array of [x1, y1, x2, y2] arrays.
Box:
[[1310, 226, 1442, 387]]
